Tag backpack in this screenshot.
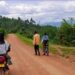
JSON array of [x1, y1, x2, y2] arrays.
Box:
[[43, 40, 48, 45]]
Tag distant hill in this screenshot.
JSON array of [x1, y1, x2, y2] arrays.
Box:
[[42, 19, 75, 26], [42, 21, 61, 26]]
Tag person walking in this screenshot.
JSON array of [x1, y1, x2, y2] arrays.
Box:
[[42, 33, 49, 56], [33, 31, 40, 56]]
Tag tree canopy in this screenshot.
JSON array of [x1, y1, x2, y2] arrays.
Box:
[[0, 15, 75, 46]]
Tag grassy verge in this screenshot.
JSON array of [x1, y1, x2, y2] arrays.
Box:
[[16, 33, 33, 46], [49, 44, 58, 54], [60, 46, 75, 57], [50, 44, 75, 57]]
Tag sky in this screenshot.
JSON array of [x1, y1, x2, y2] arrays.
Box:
[[0, 0, 75, 24]]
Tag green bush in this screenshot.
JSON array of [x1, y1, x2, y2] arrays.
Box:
[[0, 28, 6, 35]]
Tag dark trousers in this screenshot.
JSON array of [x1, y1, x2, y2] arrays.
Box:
[[34, 45, 40, 55]]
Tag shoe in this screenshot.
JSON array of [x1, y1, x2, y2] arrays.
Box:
[[43, 53, 45, 55]]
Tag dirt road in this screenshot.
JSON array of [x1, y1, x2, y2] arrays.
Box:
[[7, 34, 75, 75]]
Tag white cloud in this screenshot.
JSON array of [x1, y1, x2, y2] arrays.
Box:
[[4, 14, 20, 19], [0, 1, 7, 7], [0, 0, 75, 24], [64, 1, 75, 12]]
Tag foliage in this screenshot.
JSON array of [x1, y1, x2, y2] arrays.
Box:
[[0, 28, 6, 35], [0, 15, 57, 41], [58, 19, 75, 46], [0, 15, 75, 46]]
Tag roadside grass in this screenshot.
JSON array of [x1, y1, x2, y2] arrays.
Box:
[[49, 44, 58, 54], [50, 44, 75, 57], [60, 46, 75, 57], [16, 33, 75, 57], [16, 33, 33, 46]]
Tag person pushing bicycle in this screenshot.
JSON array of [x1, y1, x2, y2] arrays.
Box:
[[42, 33, 49, 56]]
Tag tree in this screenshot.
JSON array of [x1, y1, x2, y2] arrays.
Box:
[[58, 19, 75, 46]]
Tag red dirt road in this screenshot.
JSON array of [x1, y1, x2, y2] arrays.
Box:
[[7, 34, 75, 75]]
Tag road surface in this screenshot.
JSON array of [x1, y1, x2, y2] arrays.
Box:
[[7, 34, 75, 75]]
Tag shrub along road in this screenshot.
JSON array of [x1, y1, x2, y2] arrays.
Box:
[[7, 34, 75, 75]]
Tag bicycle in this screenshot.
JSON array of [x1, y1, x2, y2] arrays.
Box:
[[43, 43, 49, 56]]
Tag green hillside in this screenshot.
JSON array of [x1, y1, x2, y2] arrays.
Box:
[[0, 16, 75, 46]]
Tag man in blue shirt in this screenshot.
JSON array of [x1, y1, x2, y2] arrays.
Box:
[[42, 33, 49, 56]]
